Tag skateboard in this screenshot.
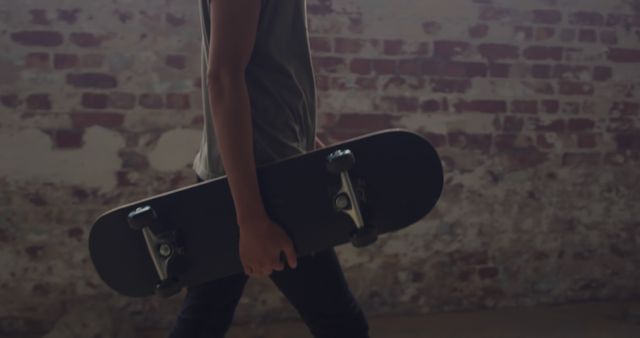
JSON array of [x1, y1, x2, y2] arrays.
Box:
[[88, 129, 444, 298]]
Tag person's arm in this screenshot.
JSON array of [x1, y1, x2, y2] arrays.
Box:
[[206, 0, 266, 227], [206, 0, 296, 276]]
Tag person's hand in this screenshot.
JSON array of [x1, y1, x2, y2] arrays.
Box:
[[238, 218, 297, 278]]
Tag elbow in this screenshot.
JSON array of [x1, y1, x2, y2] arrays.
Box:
[[206, 66, 245, 89]]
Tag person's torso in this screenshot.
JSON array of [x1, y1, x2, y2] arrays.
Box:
[[193, 0, 317, 180]]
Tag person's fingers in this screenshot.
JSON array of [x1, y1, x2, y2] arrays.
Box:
[[272, 252, 285, 271], [283, 240, 297, 269]]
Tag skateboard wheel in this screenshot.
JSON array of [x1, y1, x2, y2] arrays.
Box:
[[351, 226, 378, 248], [127, 206, 157, 231], [155, 279, 182, 298], [326, 149, 355, 174], [334, 193, 351, 211]]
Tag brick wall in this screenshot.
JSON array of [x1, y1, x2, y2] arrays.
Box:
[[1, 0, 639, 336]]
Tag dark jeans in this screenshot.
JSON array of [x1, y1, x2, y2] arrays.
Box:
[[168, 176, 369, 338]]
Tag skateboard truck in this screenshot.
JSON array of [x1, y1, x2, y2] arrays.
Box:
[[326, 149, 378, 247], [127, 206, 186, 298]]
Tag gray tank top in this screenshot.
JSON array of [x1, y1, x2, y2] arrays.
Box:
[[193, 0, 317, 180]]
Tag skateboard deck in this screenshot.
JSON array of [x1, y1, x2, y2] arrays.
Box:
[[89, 129, 443, 298]]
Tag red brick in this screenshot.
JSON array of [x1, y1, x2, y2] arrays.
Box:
[[139, 93, 163, 109], [422, 21, 442, 35], [494, 134, 517, 151], [607, 118, 635, 132], [567, 118, 595, 132], [383, 40, 404, 55], [334, 38, 364, 54], [559, 81, 594, 96], [552, 64, 590, 80], [350, 59, 371, 75], [453, 99, 507, 113], [309, 37, 331, 53], [313, 56, 345, 73], [398, 58, 422, 75], [608, 48, 640, 63], [593, 66, 613, 82], [561, 102, 581, 114], [531, 64, 551, 79], [11, 31, 63, 47], [348, 15, 364, 35], [29, 9, 51, 25], [562, 152, 601, 166], [569, 12, 605, 26], [69, 32, 106, 47], [578, 29, 597, 43], [534, 27, 556, 42], [82, 93, 108, 109], [378, 96, 419, 113], [434, 40, 471, 59], [166, 93, 191, 110], [535, 118, 565, 132], [431, 78, 471, 94], [57, 9, 81, 24], [541, 100, 560, 114], [514, 26, 533, 41], [308, 2, 332, 15], [511, 100, 538, 114], [523, 46, 563, 61], [26, 94, 52, 110], [114, 9, 134, 23], [371, 59, 396, 74], [355, 77, 377, 90], [599, 30, 618, 45], [610, 102, 639, 115], [109, 92, 136, 110], [166, 13, 187, 27], [71, 112, 124, 128], [25, 53, 49, 69], [421, 99, 442, 113], [120, 150, 150, 170], [606, 14, 640, 27], [477, 43, 519, 60], [536, 134, 556, 150], [577, 133, 597, 148], [67, 73, 117, 89], [431, 61, 487, 78], [531, 9, 562, 24], [166, 54, 186, 69], [489, 63, 510, 78], [615, 133, 640, 150], [468, 24, 489, 38], [54, 53, 79, 69], [53, 129, 84, 148], [315, 75, 330, 90], [1, 94, 20, 108], [528, 81, 555, 95], [503, 116, 525, 132]]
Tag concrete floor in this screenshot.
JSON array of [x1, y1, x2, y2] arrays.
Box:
[[143, 301, 640, 338]]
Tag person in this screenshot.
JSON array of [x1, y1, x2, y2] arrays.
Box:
[[168, 1, 370, 337]]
